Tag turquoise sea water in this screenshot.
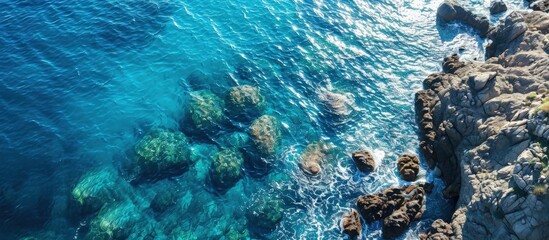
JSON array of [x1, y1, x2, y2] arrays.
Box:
[[0, 0, 526, 239]]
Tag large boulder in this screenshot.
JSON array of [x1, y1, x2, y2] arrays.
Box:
[[209, 149, 244, 190], [299, 141, 334, 175], [397, 154, 420, 181], [341, 209, 362, 239], [356, 194, 387, 223], [351, 150, 375, 173], [248, 115, 282, 156], [437, 0, 490, 37], [225, 85, 265, 120], [134, 129, 192, 179], [188, 90, 226, 133]]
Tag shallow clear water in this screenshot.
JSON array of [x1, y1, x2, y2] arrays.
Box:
[[0, 0, 525, 239]]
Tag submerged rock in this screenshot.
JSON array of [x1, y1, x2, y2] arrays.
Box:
[[72, 168, 130, 214], [150, 189, 178, 213], [188, 90, 226, 133], [248, 115, 281, 156], [134, 129, 192, 179], [216, 132, 251, 150], [351, 150, 375, 173], [225, 85, 265, 120], [209, 149, 244, 189], [246, 194, 284, 233], [341, 209, 362, 239], [85, 201, 143, 240], [299, 141, 334, 175], [318, 89, 354, 122], [490, 0, 507, 15], [397, 154, 420, 181]]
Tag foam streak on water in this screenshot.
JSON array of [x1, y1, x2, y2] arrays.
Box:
[[0, 0, 525, 239]]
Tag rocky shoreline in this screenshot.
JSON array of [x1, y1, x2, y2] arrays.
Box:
[[416, 1, 549, 239]]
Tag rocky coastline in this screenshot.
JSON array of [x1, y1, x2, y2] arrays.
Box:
[[416, 1, 549, 239]]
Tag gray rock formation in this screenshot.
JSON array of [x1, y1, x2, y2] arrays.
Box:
[[437, 0, 490, 37], [416, 10, 549, 240]]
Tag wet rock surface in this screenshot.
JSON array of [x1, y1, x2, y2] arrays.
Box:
[[351, 150, 375, 173], [341, 209, 362, 239], [415, 9, 549, 240], [355, 184, 426, 238], [397, 154, 420, 181]]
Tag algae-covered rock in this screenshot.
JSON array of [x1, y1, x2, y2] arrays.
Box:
[[246, 194, 284, 232], [299, 141, 334, 175], [72, 168, 129, 214], [248, 115, 281, 156], [85, 201, 142, 240], [225, 85, 265, 120], [188, 90, 226, 133], [134, 129, 191, 179], [210, 149, 244, 189]]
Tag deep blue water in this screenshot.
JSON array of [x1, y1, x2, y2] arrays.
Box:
[[0, 0, 526, 239]]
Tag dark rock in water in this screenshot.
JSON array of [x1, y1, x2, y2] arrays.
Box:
[[442, 54, 464, 74], [225, 85, 265, 121], [209, 149, 244, 190], [341, 209, 362, 239], [356, 194, 387, 223], [133, 129, 192, 180], [356, 184, 426, 238], [420, 219, 455, 240], [382, 208, 411, 239], [489, 1, 507, 15], [351, 150, 375, 173], [248, 115, 281, 157], [299, 141, 333, 175], [437, 0, 490, 38], [422, 182, 434, 194], [397, 154, 419, 181], [246, 194, 284, 233]]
